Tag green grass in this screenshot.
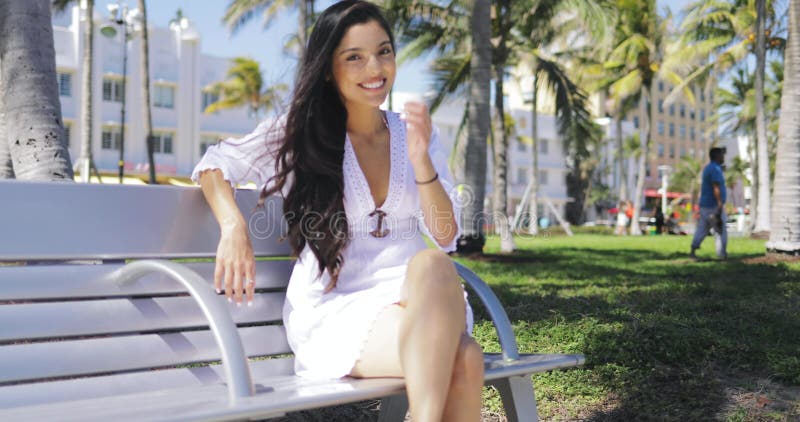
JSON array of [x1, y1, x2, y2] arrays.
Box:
[[460, 234, 800, 421]]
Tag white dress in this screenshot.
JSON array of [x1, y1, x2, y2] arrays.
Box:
[[191, 111, 473, 380]]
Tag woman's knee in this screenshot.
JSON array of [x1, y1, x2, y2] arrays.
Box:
[[406, 249, 460, 296], [452, 336, 484, 386]]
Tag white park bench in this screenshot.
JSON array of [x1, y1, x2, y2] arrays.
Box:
[[0, 180, 584, 421]]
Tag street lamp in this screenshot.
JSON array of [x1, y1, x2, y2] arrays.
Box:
[[100, 3, 140, 184]]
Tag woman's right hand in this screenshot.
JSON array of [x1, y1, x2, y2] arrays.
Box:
[[215, 218, 256, 305]]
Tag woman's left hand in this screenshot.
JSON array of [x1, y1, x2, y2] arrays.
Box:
[[402, 101, 433, 168]]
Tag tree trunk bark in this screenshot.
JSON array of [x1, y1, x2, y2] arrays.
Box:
[[616, 114, 627, 201], [0, 0, 73, 181], [456, 0, 491, 255], [0, 66, 13, 178], [630, 85, 653, 235], [139, 0, 156, 184], [493, 0, 514, 252], [77, 0, 95, 182], [298, 0, 309, 55], [767, 0, 800, 253], [754, 0, 771, 233], [528, 72, 539, 235]]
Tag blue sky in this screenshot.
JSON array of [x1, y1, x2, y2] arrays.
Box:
[[94, 0, 695, 95]]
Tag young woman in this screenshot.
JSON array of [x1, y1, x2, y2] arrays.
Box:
[[191, 1, 483, 421]]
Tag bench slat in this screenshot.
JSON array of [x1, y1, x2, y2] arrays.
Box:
[[0, 293, 285, 342], [0, 181, 290, 261], [0, 260, 294, 301], [0, 354, 586, 421], [0, 358, 296, 409], [0, 325, 291, 384]]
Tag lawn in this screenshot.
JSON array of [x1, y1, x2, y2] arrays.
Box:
[[466, 234, 800, 421]]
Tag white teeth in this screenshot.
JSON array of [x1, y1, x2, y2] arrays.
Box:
[[361, 80, 384, 89]]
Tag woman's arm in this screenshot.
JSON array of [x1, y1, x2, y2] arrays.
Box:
[[198, 169, 256, 305], [403, 102, 458, 248]]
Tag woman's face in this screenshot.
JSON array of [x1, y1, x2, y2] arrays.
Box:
[[331, 20, 396, 110]]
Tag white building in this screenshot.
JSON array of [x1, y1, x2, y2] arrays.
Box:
[[390, 92, 575, 223], [53, 6, 257, 179]]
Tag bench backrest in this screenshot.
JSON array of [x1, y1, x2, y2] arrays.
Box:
[[0, 181, 294, 406]]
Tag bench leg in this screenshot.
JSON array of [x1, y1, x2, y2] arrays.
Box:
[[377, 393, 408, 422], [493, 375, 539, 422]]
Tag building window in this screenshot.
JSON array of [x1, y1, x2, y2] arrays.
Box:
[[517, 139, 526, 152], [679, 104, 685, 118], [690, 108, 695, 120], [669, 104, 675, 116], [154, 84, 175, 109], [152, 131, 174, 154], [679, 124, 686, 139], [657, 121, 665, 135], [633, 116, 639, 129], [57, 72, 72, 97], [539, 138, 549, 155], [539, 169, 548, 185], [201, 90, 219, 112], [700, 109, 706, 122], [658, 100, 664, 114], [102, 78, 124, 102], [690, 127, 696, 141], [658, 143, 665, 158], [680, 146, 687, 158], [101, 126, 122, 150], [658, 81, 664, 92], [668, 123, 675, 137], [700, 90, 706, 102], [517, 167, 528, 185], [200, 135, 218, 156], [669, 144, 675, 159]]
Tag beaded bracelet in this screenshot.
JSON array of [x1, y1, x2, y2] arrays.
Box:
[[415, 172, 439, 185]]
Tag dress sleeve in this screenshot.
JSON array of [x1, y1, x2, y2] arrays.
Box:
[[417, 126, 462, 253], [190, 116, 285, 191]]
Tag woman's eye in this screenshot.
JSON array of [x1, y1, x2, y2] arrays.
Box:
[[380, 48, 393, 55], [346, 54, 361, 61]]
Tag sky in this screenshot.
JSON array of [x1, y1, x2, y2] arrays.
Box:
[[90, 0, 696, 95]]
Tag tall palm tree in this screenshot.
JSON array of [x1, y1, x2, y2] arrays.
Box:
[[223, 0, 315, 56], [53, 0, 95, 182], [136, 0, 156, 184], [0, 77, 11, 178], [767, 0, 800, 254], [205, 57, 287, 120], [0, 0, 73, 180], [603, 0, 679, 235], [679, 0, 786, 234]]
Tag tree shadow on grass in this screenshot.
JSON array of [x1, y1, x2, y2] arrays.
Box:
[[463, 251, 800, 420]]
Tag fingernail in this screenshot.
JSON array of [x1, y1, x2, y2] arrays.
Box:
[[399, 112, 407, 120], [227, 297, 233, 303], [247, 301, 253, 307], [216, 288, 221, 294]]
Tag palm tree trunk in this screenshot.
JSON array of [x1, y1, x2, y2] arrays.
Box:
[[77, 0, 95, 182], [298, 1, 309, 54], [456, 0, 491, 255], [0, 68, 13, 179], [616, 114, 627, 201], [139, 0, 156, 184], [528, 72, 540, 236], [493, 0, 514, 252], [753, 0, 771, 233], [0, 0, 73, 181], [631, 86, 653, 235], [767, 0, 800, 253]]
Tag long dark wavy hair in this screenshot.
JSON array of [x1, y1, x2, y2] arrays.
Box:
[[260, 1, 396, 291]]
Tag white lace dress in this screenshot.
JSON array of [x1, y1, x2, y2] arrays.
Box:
[[191, 110, 473, 379]]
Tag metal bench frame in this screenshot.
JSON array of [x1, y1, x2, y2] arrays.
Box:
[[0, 181, 584, 421]]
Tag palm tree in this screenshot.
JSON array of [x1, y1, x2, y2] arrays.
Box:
[[53, 0, 95, 182], [603, 0, 679, 235], [223, 0, 315, 56], [767, 0, 800, 254], [679, 0, 786, 234], [136, 0, 156, 184], [0, 79, 11, 178], [0, 0, 73, 180], [204, 57, 287, 121]]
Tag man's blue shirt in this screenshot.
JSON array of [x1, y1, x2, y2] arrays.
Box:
[[699, 161, 726, 208]]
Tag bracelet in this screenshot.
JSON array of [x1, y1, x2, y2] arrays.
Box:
[[415, 172, 439, 185]]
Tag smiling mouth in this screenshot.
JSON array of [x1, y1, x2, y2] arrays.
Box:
[[359, 79, 386, 90]]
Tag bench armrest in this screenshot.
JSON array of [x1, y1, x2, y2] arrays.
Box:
[[110, 259, 254, 402], [454, 261, 520, 361]]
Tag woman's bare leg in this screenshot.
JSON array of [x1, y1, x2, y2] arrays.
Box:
[[442, 335, 484, 422], [350, 249, 470, 421]]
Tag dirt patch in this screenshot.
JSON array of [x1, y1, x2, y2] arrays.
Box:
[[742, 254, 800, 265], [717, 377, 800, 421]]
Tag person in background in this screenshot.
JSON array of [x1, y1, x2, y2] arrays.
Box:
[[690, 147, 727, 259], [615, 200, 628, 235]]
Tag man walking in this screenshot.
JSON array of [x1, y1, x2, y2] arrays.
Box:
[[691, 147, 727, 259]]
